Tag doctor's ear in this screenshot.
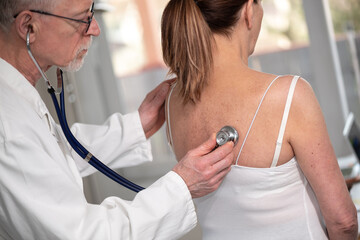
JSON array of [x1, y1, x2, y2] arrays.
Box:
[[14, 11, 38, 43]]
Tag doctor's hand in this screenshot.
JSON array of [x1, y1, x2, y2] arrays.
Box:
[[173, 134, 234, 198], [139, 79, 175, 139]]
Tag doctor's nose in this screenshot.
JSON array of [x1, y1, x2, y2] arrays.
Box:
[[86, 17, 101, 37]]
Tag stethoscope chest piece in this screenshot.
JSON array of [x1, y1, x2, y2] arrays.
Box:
[[216, 126, 239, 147]]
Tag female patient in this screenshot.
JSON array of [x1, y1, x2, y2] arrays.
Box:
[[162, 0, 357, 239]]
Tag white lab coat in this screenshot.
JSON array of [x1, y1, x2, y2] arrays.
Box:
[[0, 58, 197, 240]]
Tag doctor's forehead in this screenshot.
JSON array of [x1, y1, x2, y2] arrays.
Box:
[[56, 0, 93, 15]]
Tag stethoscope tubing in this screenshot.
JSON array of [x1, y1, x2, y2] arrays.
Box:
[[48, 73, 144, 192], [26, 29, 144, 192]]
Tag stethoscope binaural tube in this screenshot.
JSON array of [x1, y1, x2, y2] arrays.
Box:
[[26, 29, 144, 192]]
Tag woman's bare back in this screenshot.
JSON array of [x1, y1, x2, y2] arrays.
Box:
[[167, 71, 297, 168]]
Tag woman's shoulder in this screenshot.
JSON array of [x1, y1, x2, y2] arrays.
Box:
[[252, 74, 318, 123], [273, 75, 310, 90], [279, 75, 315, 103], [273, 75, 322, 129], [275, 75, 317, 109], [268, 75, 314, 100]]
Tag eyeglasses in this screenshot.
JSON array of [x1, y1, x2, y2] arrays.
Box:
[[14, 2, 95, 33]]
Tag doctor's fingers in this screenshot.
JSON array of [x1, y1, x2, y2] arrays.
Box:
[[191, 145, 233, 185], [139, 81, 171, 136], [187, 133, 218, 158], [207, 147, 234, 176], [139, 79, 175, 117], [144, 103, 166, 139], [206, 165, 232, 191], [205, 141, 234, 165], [189, 166, 232, 198], [145, 79, 175, 104]]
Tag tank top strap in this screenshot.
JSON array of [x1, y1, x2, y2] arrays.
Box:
[[235, 75, 281, 165], [166, 82, 177, 149], [270, 76, 299, 167]]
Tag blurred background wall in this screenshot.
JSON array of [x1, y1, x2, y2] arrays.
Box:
[[36, 0, 360, 239]]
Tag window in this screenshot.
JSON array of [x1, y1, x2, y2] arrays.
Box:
[[102, 0, 169, 77], [256, 0, 309, 54]]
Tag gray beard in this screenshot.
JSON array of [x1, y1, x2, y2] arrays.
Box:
[[60, 54, 86, 72], [60, 37, 92, 72]]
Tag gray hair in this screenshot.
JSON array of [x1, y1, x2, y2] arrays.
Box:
[[0, 0, 58, 32]]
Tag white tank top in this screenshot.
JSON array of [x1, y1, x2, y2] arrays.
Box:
[[166, 76, 328, 239]]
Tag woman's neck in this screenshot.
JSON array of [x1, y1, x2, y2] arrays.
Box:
[[211, 35, 251, 81], [213, 50, 249, 70]]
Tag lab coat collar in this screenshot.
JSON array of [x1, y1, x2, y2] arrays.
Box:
[[0, 58, 50, 120], [0, 58, 56, 136]]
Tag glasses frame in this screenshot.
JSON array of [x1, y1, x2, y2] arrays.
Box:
[[14, 2, 95, 33]]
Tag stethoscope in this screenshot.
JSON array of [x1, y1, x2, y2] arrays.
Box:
[[26, 29, 239, 193], [26, 30, 144, 192]]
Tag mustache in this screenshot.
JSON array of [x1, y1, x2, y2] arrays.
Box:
[[58, 37, 93, 72], [76, 37, 93, 55]]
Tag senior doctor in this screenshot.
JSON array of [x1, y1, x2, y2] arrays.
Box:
[[0, 0, 235, 239]]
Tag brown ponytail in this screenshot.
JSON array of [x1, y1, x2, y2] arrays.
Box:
[[161, 0, 213, 104], [161, 0, 257, 104]]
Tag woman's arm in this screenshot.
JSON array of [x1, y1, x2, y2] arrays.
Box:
[[288, 78, 358, 239]]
